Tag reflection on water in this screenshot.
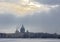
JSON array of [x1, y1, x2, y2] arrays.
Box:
[[0, 39, 60, 42]]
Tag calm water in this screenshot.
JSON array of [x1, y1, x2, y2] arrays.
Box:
[[0, 39, 60, 42]]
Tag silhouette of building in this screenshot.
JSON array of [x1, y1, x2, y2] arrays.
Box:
[[20, 25, 25, 33], [0, 24, 59, 38], [15, 29, 19, 34]]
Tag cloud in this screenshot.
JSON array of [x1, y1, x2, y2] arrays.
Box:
[[0, 5, 60, 33], [0, 0, 17, 3], [0, 0, 60, 34], [0, 0, 60, 5], [35, 0, 60, 5], [0, 0, 59, 16]]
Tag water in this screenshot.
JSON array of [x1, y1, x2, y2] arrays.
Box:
[[0, 39, 60, 42]]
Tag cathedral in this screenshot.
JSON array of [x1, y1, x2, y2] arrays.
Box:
[[15, 24, 26, 33], [20, 25, 25, 33]]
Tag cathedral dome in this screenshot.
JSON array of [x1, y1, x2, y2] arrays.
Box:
[[20, 25, 25, 33]]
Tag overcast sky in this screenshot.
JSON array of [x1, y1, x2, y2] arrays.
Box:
[[0, 0, 60, 34]]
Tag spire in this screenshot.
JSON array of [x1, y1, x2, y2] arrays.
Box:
[[26, 30, 29, 33], [15, 24, 20, 33], [21, 25, 24, 28], [15, 28, 19, 33]]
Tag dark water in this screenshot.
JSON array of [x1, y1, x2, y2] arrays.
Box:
[[0, 39, 60, 42]]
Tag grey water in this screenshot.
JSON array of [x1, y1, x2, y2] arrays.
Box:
[[0, 39, 60, 42]]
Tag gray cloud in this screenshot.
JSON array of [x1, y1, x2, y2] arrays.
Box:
[[0, 6, 60, 33], [0, 0, 60, 5], [35, 0, 60, 5]]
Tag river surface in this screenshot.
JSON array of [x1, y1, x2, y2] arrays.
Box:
[[0, 39, 60, 42]]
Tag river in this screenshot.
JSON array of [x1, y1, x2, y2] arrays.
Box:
[[0, 39, 60, 42]]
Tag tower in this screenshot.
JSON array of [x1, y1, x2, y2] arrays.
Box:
[[15, 24, 19, 34], [20, 25, 25, 33], [15, 29, 19, 34]]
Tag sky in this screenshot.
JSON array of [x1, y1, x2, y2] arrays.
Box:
[[0, 0, 60, 34]]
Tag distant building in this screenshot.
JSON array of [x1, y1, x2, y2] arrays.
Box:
[[0, 24, 60, 38], [20, 25, 25, 33], [15, 29, 19, 34], [26, 30, 29, 33]]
